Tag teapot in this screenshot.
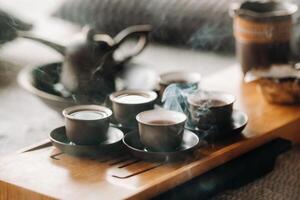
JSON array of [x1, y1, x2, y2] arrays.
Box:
[[19, 25, 152, 102]]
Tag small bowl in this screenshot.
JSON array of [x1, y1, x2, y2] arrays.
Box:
[[187, 91, 236, 128], [62, 105, 112, 145], [109, 90, 157, 127], [136, 109, 187, 152], [18, 62, 159, 113], [18, 62, 75, 112], [159, 71, 201, 96]]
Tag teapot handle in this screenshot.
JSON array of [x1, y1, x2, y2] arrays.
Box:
[[113, 24, 152, 62]]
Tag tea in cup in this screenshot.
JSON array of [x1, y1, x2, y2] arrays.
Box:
[[136, 110, 187, 151], [109, 90, 157, 127], [187, 91, 235, 129], [62, 105, 112, 145]]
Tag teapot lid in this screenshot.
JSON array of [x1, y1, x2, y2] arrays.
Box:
[[230, 1, 298, 20]]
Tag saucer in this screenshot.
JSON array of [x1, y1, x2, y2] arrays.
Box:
[[110, 122, 137, 133], [49, 126, 124, 157], [186, 110, 248, 141], [123, 130, 206, 162], [108, 113, 138, 132]]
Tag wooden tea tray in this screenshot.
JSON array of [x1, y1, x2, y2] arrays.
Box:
[[2, 66, 300, 200]]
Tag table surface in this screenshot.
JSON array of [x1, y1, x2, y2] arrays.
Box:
[[1, 66, 300, 200]]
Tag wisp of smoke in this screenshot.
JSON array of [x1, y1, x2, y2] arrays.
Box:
[[162, 85, 219, 140], [162, 83, 198, 128]]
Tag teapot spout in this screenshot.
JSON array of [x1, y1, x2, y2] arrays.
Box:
[[18, 31, 66, 55]]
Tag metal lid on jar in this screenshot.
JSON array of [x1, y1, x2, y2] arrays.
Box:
[[230, 1, 298, 20]]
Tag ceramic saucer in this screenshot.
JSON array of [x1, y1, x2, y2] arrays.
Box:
[[49, 126, 124, 157], [186, 110, 248, 141], [110, 122, 137, 133], [123, 130, 206, 162]]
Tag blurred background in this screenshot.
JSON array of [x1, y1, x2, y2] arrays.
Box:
[[0, 0, 236, 155]]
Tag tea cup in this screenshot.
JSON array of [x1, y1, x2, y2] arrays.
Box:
[[136, 110, 187, 152], [109, 90, 157, 127], [62, 105, 112, 145], [187, 91, 235, 129]]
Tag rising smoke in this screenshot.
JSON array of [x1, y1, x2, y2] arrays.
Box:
[[162, 84, 220, 141]]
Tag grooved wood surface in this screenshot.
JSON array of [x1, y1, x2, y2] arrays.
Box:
[[1, 66, 300, 200]]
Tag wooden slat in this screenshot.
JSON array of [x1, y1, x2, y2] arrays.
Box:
[[18, 139, 51, 153]]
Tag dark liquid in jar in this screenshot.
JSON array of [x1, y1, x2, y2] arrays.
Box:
[[236, 41, 290, 74]]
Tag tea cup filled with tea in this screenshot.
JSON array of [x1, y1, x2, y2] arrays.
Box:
[[109, 90, 157, 127], [62, 105, 112, 145], [187, 91, 235, 129], [159, 71, 201, 97], [136, 110, 187, 152]]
